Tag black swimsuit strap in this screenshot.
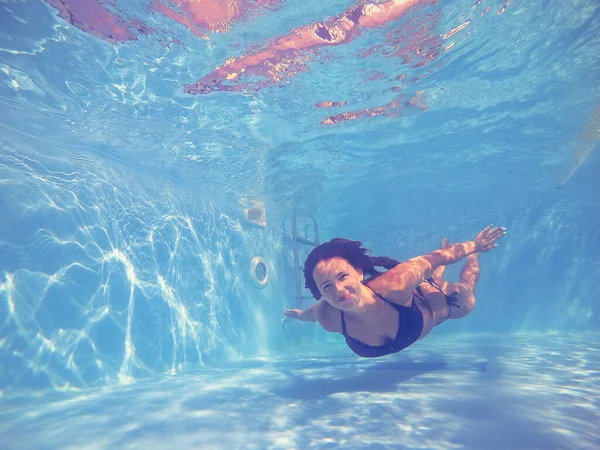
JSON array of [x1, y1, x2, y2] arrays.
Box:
[[424, 277, 460, 321], [340, 311, 347, 334], [425, 277, 460, 309]]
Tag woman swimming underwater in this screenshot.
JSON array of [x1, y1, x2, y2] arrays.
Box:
[[284, 225, 506, 357]]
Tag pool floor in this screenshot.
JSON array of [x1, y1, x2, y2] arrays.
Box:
[[1, 333, 599, 449]]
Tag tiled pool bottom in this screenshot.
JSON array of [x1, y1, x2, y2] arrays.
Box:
[[1, 333, 598, 450]]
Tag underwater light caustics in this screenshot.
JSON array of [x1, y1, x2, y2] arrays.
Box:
[[559, 100, 600, 186]]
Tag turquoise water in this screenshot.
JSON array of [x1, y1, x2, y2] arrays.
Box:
[[1, 0, 599, 448]]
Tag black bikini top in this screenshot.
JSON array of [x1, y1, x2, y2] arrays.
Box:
[[341, 289, 423, 358]]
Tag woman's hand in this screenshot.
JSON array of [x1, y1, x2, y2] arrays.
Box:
[[474, 225, 506, 252], [284, 303, 320, 323], [284, 309, 303, 320]]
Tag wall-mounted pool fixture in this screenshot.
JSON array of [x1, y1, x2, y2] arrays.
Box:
[[250, 256, 269, 288], [244, 200, 266, 227]]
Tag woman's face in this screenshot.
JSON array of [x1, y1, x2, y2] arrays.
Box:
[[313, 257, 363, 310]]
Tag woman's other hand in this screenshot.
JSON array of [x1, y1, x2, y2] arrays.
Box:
[[474, 225, 506, 252], [284, 309, 303, 320]]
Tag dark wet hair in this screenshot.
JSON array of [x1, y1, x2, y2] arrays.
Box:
[[303, 238, 401, 300]]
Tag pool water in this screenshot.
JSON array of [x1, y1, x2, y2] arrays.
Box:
[[1, 0, 599, 448]]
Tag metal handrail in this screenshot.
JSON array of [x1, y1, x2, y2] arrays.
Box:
[[291, 210, 319, 308]]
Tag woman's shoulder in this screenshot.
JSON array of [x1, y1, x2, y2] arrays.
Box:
[[364, 270, 397, 295], [316, 301, 342, 333], [365, 272, 413, 306]]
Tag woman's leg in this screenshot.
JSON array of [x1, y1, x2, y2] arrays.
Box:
[[431, 238, 450, 283], [442, 253, 480, 319], [417, 248, 481, 339]]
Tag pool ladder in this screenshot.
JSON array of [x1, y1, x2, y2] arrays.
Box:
[[291, 211, 320, 308]]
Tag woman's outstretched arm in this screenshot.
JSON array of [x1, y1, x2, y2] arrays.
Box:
[[284, 302, 323, 322], [381, 225, 506, 302], [284, 302, 341, 332]]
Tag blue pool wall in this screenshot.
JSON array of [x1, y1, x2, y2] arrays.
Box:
[[0, 143, 296, 393]]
